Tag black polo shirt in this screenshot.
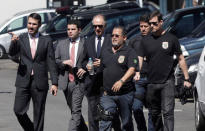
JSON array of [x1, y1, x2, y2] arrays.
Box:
[[138, 32, 182, 84], [101, 44, 137, 95]]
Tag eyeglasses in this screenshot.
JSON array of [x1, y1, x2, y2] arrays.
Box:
[[93, 25, 104, 28], [111, 34, 121, 38], [149, 22, 159, 26]]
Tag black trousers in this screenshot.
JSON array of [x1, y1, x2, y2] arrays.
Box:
[[146, 78, 175, 131], [14, 77, 48, 131]]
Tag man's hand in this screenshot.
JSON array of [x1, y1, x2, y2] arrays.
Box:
[[133, 72, 140, 81], [50, 85, 58, 96], [184, 81, 192, 88], [9, 32, 19, 42], [63, 60, 73, 67], [111, 80, 123, 92], [93, 58, 101, 67], [77, 68, 86, 78]]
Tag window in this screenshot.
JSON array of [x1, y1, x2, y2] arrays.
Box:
[[122, 10, 149, 26], [54, 16, 67, 31], [195, 29, 205, 38], [162, 12, 175, 30], [174, 14, 194, 38], [105, 18, 120, 34], [7, 17, 26, 32], [172, 12, 205, 38], [50, 12, 57, 18], [105, 9, 150, 34], [39, 13, 46, 23], [0, 26, 8, 34]]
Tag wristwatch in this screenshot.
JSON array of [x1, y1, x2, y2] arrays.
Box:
[[120, 79, 125, 84], [184, 78, 191, 83]]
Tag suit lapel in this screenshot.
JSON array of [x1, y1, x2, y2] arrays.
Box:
[[33, 35, 43, 60], [91, 35, 97, 57], [22, 34, 32, 59], [99, 34, 111, 57], [66, 39, 70, 59], [76, 38, 84, 64]]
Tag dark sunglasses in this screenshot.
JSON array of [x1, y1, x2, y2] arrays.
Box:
[[111, 34, 121, 38], [93, 25, 104, 28], [149, 22, 159, 26]]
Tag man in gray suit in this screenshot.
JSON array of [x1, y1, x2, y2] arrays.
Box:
[[9, 13, 58, 131], [55, 20, 88, 131]]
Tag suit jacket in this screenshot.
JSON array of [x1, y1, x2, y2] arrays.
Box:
[[9, 33, 58, 90], [82, 34, 112, 95], [55, 37, 85, 90]]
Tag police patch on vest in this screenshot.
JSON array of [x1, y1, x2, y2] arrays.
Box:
[[134, 59, 138, 64], [118, 56, 125, 63], [162, 42, 169, 49]]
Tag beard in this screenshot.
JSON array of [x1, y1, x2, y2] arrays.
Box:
[[112, 43, 121, 50]]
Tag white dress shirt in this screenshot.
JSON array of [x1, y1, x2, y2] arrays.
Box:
[[69, 37, 80, 67], [28, 33, 39, 49]]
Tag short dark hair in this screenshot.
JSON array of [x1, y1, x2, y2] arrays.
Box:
[[28, 13, 41, 24], [67, 20, 81, 29], [113, 26, 127, 36], [149, 11, 163, 21], [139, 14, 150, 23]]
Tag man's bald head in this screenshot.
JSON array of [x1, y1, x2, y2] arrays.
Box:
[[92, 14, 106, 36], [92, 14, 106, 25]]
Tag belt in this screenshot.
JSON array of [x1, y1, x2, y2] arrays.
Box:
[[104, 90, 133, 96], [140, 73, 147, 78], [30, 75, 34, 80]]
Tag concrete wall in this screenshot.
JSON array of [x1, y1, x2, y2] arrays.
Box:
[[0, 0, 46, 24]]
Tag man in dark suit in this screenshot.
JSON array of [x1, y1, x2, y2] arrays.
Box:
[[55, 20, 88, 131], [82, 14, 119, 131], [9, 13, 58, 131]]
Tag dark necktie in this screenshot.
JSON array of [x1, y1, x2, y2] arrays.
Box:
[[97, 36, 101, 58]]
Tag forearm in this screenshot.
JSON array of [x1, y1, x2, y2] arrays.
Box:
[[120, 67, 135, 82], [47, 42, 58, 85], [179, 55, 189, 79], [48, 63, 58, 86], [9, 41, 20, 56], [81, 48, 89, 70], [138, 56, 143, 71], [77, 53, 87, 70], [55, 45, 65, 70], [55, 59, 66, 70]]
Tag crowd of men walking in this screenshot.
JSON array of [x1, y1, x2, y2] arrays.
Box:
[[9, 10, 191, 131]]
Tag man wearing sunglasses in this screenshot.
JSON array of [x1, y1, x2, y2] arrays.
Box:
[[99, 26, 137, 131], [128, 14, 154, 131], [82, 14, 112, 131], [138, 11, 191, 131]]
